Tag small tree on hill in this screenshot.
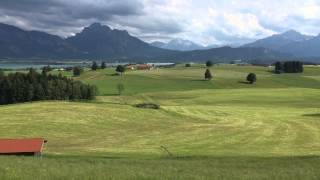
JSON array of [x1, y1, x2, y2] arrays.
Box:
[[247, 73, 257, 84], [91, 61, 98, 71], [116, 65, 125, 75], [73, 66, 83, 77], [206, 61, 213, 67], [204, 69, 213, 80], [101, 62, 106, 69]]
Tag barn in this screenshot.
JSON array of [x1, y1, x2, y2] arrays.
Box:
[[0, 138, 47, 156], [137, 64, 153, 70]]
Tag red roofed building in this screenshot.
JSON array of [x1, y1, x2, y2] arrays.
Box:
[[137, 64, 153, 70], [0, 138, 47, 156]]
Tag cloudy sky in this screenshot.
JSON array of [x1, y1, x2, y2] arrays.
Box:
[[1, 0, 320, 45]]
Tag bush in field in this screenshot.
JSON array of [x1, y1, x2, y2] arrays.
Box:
[[73, 66, 83, 76], [135, 103, 160, 109], [247, 73, 257, 84], [116, 65, 125, 75], [206, 61, 213, 67], [91, 61, 98, 71], [0, 69, 97, 105], [204, 69, 213, 80], [185, 63, 191, 67], [101, 62, 106, 69]]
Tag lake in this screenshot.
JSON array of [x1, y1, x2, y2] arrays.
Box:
[[0, 61, 91, 70]]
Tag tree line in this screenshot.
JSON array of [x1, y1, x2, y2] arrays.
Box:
[[275, 61, 303, 74], [0, 69, 97, 105]]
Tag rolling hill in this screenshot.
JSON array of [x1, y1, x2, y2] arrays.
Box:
[[1, 65, 320, 179]]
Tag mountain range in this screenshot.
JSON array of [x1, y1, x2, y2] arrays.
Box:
[[243, 30, 320, 58], [0, 23, 174, 60], [150, 39, 237, 51], [0, 22, 319, 63], [151, 39, 208, 51]]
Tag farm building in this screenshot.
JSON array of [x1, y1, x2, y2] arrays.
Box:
[[0, 138, 47, 156], [137, 64, 153, 70]]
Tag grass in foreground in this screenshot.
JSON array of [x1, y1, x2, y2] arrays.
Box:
[[1, 156, 320, 180]]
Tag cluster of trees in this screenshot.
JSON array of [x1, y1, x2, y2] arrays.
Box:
[[116, 65, 126, 75], [275, 61, 303, 74], [91, 61, 106, 71], [0, 69, 97, 105]]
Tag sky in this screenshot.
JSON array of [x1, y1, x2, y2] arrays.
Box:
[[0, 0, 320, 46]]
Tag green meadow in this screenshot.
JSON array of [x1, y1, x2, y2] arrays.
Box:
[[1, 64, 320, 179]]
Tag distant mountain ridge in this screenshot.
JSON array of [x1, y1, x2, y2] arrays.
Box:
[[243, 30, 320, 58], [0, 22, 307, 62], [151, 38, 205, 51], [160, 46, 291, 62], [0, 23, 78, 58], [66, 23, 174, 59], [150, 38, 225, 51], [0, 23, 175, 60]]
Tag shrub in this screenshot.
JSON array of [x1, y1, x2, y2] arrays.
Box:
[[135, 103, 160, 109], [204, 69, 213, 80], [247, 73, 257, 84], [185, 63, 191, 67]]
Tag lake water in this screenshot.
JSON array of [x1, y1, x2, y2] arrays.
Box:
[[0, 61, 176, 70], [0, 61, 90, 70]]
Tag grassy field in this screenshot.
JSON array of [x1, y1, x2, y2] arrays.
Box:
[[1, 64, 320, 179]]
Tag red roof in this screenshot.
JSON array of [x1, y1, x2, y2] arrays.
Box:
[[0, 138, 46, 154]]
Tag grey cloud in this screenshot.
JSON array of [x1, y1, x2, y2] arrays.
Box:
[[0, 0, 145, 37], [115, 16, 184, 34], [0, 0, 144, 18]]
